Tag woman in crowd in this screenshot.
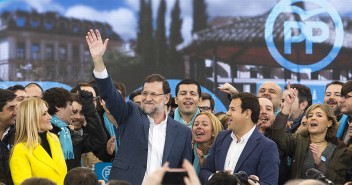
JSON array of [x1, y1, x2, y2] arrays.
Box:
[[10, 98, 67, 185], [192, 112, 223, 174], [272, 86, 351, 184]]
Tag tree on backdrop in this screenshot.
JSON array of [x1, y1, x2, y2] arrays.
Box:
[[167, 0, 184, 78], [155, 0, 167, 73]]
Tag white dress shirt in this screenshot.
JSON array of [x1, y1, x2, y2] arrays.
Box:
[[144, 115, 167, 180], [224, 125, 256, 174]]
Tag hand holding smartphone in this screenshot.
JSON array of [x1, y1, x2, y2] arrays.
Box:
[[161, 168, 188, 185]]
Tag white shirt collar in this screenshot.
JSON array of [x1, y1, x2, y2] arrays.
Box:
[[230, 125, 256, 143], [147, 112, 168, 128]]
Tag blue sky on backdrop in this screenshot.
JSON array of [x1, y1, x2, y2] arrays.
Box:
[[0, 0, 351, 42]]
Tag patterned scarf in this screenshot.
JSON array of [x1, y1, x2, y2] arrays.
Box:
[[50, 115, 74, 160], [103, 112, 119, 154]]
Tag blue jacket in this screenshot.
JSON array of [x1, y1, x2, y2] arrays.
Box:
[[199, 128, 280, 185], [95, 76, 192, 185]]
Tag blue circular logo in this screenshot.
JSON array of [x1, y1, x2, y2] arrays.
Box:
[[102, 166, 111, 180], [265, 0, 344, 73]]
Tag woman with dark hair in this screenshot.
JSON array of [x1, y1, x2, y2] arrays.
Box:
[[64, 167, 104, 185], [10, 98, 67, 185], [272, 86, 352, 184], [21, 177, 56, 185]]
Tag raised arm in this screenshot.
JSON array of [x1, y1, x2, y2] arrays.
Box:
[[271, 82, 297, 154], [86, 29, 109, 72], [218, 83, 239, 95]]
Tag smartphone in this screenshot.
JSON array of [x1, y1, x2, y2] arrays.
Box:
[[161, 168, 188, 185]]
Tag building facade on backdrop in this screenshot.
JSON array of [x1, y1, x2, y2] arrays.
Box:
[[0, 10, 122, 84]]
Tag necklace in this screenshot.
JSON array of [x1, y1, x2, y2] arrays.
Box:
[[311, 141, 327, 147]]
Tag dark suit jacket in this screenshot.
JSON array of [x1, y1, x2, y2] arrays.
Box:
[[199, 128, 279, 185], [95, 76, 192, 185]]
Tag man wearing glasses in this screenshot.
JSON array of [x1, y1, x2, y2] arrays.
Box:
[[338, 80, 352, 145], [86, 29, 192, 185], [198, 92, 215, 114]]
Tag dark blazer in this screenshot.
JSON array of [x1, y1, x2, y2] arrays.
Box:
[[199, 128, 280, 185], [95, 76, 192, 185]]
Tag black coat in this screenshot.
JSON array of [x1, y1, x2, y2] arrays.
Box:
[[51, 98, 107, 171]]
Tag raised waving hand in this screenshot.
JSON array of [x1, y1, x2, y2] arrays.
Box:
[[86, 29, 109, 72]]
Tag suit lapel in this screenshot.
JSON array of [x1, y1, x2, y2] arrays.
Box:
[[219, 133, 232, 170], [234, 128, 260, 172], [33, 137, 61, 174], [143, 117, 150, 146], [162, 119, 178, 163]]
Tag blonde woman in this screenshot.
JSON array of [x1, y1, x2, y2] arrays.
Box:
[[192, 112, 223, 174], [10, 98, 67, 185]]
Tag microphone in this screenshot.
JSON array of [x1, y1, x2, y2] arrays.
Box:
[[306, 168, 335, 185]]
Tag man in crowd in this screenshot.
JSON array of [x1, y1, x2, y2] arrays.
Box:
[[198, 92, 215, 114], [7, 85, 29, 103], [324, 81, 344, 120], [24, 82, 43, 98], [86, 29, 192, 185], [0, 89, 17, 184], [43, 87, 106, 170], [129, 89, 142, 107], [257, 81, 283, 114], [338, 80, 352, 145], [285, 84, 312, 134], [200, 92, 279, 185], [257, 97, 275, 136], [173, 79, 201, 128]]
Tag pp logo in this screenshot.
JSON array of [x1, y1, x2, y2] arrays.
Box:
[[102, 166, 111, 181], [265, 0, 344, 73]]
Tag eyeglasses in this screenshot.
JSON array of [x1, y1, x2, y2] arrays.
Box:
[[199, 106, 211, 112], [141, 91, 165, 98]]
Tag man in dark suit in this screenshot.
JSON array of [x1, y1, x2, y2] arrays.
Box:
[[199, 92, 279, 185], [86, 29, 192, 185]]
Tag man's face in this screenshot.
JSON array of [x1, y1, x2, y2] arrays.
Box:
[[175, 84, 200, 116], [257, 98, 275, 131], [0, 99, 17, 127], [141, 81, 169, 116], [257, 82, 282, 112], [56, 101, 73, 124], [14, 90, 29, 103], [25, 86, 42, 98], [226, 98, 246, 133], [80, 86, 97, 107], [340, 91, 352, 117], [198, 99, 213, 113], [288, 94, 304, 121], [132, 95, 142, 107], [324, 84, 342, 113], [70, 101, 85, 130]]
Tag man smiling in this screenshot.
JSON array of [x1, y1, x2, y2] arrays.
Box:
[[86, 29, 192, 185]]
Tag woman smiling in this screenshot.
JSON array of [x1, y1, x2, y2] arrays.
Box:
[[10, 98, 67, 185], [192, 112, 223, 174]]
